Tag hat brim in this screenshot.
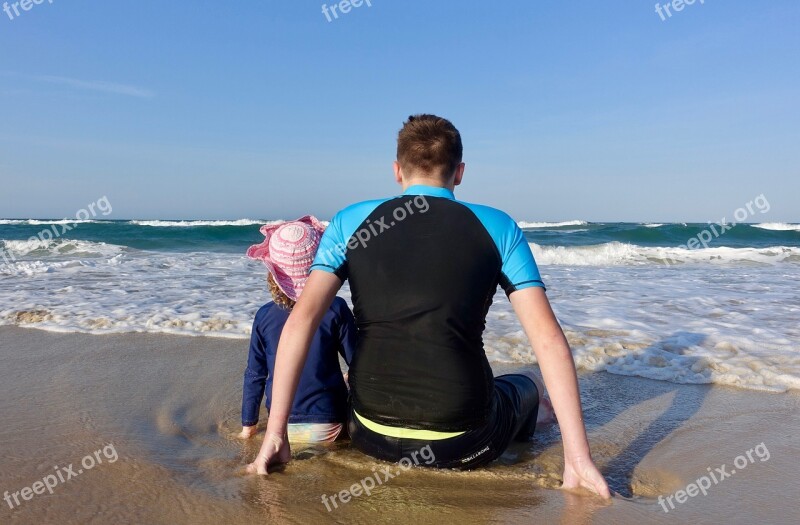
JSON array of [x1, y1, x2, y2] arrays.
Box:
[[246, 215, 326, 301]]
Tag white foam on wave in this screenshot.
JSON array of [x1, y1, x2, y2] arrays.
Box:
[[531, 242, 800, 266], [644, 223, 665, 228], [485, 323, 800, 393], [518, 220, 588, 228], [0, 259, 102, 277], [752, 223, 800, 232], [129, 219, 270, 227], [1, 239, 126, 259], [0, 251, 259, 336], [129, 219, 332, 228], [0, 219, 101, 225], [482, 266, 800, 393], [573, 337, 800, 393], [2, 250, 799, 393]]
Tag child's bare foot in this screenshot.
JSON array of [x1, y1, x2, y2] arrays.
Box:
[[239, 425, 258, 439]]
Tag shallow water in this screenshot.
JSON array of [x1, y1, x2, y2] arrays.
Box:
[[2, 243, 798, 392], [3, 327, 798, 524]]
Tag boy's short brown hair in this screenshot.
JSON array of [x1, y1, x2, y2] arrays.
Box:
[[397, 114, 463, 179]]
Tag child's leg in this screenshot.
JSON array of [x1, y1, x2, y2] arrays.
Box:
[[287, 423, 343, 444]]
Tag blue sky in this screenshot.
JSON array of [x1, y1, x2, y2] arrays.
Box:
[[1, 0, 798, 222]]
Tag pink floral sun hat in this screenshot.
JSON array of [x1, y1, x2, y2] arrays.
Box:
[[246, 215, 327, 302]]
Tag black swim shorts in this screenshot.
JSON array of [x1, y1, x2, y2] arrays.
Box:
[[348, 374, 540, 470]]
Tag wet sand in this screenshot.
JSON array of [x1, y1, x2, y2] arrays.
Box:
[[1, 326, 798, 524]]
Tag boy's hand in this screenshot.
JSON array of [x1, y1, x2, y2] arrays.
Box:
[[238, 425, 258, 439], [246, 432, 291, 475], [562, 456, 611, 499]]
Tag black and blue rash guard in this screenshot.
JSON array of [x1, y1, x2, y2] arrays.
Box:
[[311, 185, 545, 432]]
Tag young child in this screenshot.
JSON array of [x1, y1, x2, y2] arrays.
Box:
[[240, 215, 355, 444]]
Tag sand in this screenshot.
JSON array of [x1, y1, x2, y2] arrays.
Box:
[[1, 326, 798, 524]]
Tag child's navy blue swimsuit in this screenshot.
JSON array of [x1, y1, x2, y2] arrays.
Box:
[[241, 296, 356, 426]]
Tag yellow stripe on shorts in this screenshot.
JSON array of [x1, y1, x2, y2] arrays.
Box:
[[354, 411, 466, 440]]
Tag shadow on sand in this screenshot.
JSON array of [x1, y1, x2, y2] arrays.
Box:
[[522, 331, 711, 498]]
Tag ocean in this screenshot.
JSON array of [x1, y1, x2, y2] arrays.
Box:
[[1, 219, 799, 392]]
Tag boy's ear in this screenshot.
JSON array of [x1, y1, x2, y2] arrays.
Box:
[[453, 163, 465, 186], [393, 161, 403, 185]]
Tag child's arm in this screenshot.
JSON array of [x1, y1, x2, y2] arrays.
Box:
[[240, 315, 268, 438]]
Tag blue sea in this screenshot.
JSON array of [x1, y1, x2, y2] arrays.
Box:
[[2, 219, 799, 392]]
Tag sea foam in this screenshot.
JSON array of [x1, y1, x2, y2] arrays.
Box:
[[129, 219, 268, 227], [531, 242, 800, 266], [518, 220, 588, 228], [752, 223, 800, 232]]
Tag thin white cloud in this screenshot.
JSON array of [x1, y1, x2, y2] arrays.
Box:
[[0, 71, 154, 98], [36, 74, 155, 98]]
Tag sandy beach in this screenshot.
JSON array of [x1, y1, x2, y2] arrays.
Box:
[[1, 325, 797, 524]]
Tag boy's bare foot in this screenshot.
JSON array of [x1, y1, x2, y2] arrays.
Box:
[[537, 397, 556, 425], [239, 425, 258, 439], [520, 370, 557, 426]]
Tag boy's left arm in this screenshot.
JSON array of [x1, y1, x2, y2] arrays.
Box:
[[247, 271, 343, 474]]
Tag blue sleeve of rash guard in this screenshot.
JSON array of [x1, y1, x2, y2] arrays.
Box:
[[310, 198, 390, 280], [461, 202, 546, 295]]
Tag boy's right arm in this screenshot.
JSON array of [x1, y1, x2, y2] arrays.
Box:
[[509, 286, 610, 499]]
